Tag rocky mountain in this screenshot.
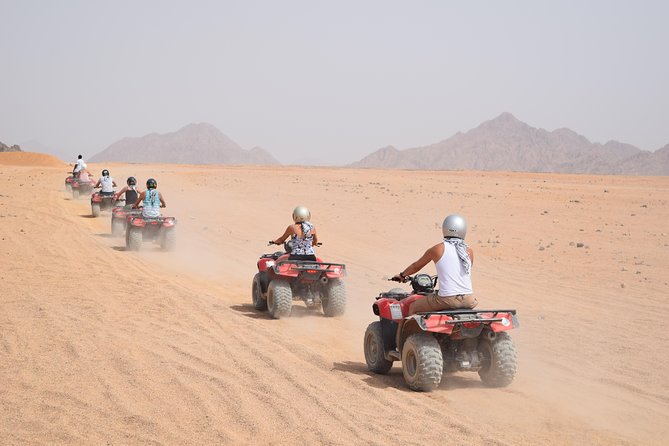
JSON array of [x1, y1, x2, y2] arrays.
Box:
[[0, 141, 22, 152], [350, 113, 669, 175], [91, 123, 279, 165]]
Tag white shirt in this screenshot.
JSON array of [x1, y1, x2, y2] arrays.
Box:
[[100, 176, 114, 193], [436, 242, 473, 297], [74, 159, 85, 172]]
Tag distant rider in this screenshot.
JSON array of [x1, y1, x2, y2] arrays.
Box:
[[133, 178, 165, 218], [72, 155, 86, 178], [114, 176, 140, 206], [392, 214, 477, 315], [94, 169, 117, 196], [270, 205, 318, 261]]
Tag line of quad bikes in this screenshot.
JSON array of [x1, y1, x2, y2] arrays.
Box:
[[65, 174, 176, 252], [66, 172, 519, 392]]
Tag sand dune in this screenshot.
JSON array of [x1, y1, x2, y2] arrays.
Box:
[[0, 152, 65, 167], [0, 163, 667, 445]]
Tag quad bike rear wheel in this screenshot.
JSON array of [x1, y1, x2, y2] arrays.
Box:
[[478, 332, 517, 387], [160, 228, 176, 251], [72, 189, 80, 199], [251, 273, 268, 311], [111, 218, 125, 237], [267, 279, 292, 319], [65, 184, 72, 194], [321, 278, 346, 317], [91, 203, 101, 217], [402, 333, 443, 392], [364, 321, 393, 374], [127, 227, 143, 251]]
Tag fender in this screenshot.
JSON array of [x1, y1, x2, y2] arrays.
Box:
[[162, 217, 176, 228], [129, 217, 146, 228], [91, 193, 102, 203], [257, 257, 276, 272]]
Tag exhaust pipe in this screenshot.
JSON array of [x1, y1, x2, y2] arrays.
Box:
[[486, 330, 496, 341], [320, 276, 329, 284]]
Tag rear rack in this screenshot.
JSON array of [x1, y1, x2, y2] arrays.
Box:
[[273, 260, 346, 274], [418, 309, 517, 319]]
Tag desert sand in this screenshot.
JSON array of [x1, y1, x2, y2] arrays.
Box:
[[1, 160, 668, 445]]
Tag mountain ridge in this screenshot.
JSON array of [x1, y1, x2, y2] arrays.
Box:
[[349, 113, 668, 175]]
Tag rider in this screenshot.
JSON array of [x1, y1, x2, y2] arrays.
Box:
[[270, 205, 318, 261], [72, 155, 86, 178], [94, 169, 117, 196], [114, 176, 140, 206], [133, 178, 165, 218], [392, 214, 477, 315]]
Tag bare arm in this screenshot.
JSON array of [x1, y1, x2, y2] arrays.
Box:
[[94, 179, 101, 188], [133, 191, 145, 209], [159, 193, 166, 208], [393, 244, 442, 282], [112, 180, 117, 187], [312, 227, 318, 245], [272, 225, 295, 245], [115, 186, 128, 200]]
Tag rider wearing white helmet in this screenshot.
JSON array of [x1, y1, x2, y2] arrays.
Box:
[[392, 214, 477, 314], [270, 205, 319, 261]]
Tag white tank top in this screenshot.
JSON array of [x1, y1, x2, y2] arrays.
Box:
[[436, 242, 473, 297], [100, 176, 114, 193]]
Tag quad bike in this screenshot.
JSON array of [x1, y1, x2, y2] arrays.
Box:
[[71, 177, 94, 199], [252, 241, 347, 318], [125, 210, 177, 252], [111, 205, 142, 237], [90, 190, 122, 217], [364, 274, 518, 392]]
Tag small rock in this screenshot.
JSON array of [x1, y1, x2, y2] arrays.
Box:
[[576, 242, 584, 248], [620, 283, 625, 288]]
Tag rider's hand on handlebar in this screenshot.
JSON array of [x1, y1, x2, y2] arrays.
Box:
[[391, 273, 408, 283], [268, 240, 277, 246]]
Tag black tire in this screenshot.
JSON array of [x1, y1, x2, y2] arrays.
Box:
[[126, 227, 143, 252], [91, 203, 101, 217], [478, 332, 517, 387], [402, 333, 443, 392], [111, 218, 125, 237], [252, 273, 268, 311], [160, 228, 176, 251], [321, 278, 346, 317], [267, 279, 292, 319], [72, 189, 80, 199], [364, 321, 393, 374], [65, 184, 72, 194]]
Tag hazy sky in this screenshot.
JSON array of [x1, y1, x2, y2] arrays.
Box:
[[1, 0, 667, 164]]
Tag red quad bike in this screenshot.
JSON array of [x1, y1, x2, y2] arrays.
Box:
[[90, 191, 123, 217], [111, 205, 142, 237], [364, 274, 519, 392], [125, 212, 177, 252], [71, 177, 94, 199], [252, 241, 347, 319]]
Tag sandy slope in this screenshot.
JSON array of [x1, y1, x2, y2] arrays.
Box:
[[0, 163, 667, 445]]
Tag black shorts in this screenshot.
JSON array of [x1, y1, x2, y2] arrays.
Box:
[[288, 254, 317, 261]]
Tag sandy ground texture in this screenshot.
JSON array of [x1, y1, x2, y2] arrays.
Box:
[[1, 161, 668, 445]]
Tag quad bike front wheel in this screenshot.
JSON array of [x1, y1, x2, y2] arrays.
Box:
[[126, 227, 143, 251], [478, 332, 517, 387], [402, 333, 443, 392], [251, 273, 268, 311], [267, 279, 292, 319], [321, 278, 346, 317], [65, 184, 72, 194], [91, 203, 101, 217], [72, 189, 80, 199], [364, 321, 393, 374]]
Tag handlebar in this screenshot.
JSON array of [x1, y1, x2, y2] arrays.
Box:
[[267, 241, 323, 246]]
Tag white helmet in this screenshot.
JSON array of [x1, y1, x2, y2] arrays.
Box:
[[442, 214, 467, 239], [292, 205, 311, 223]]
